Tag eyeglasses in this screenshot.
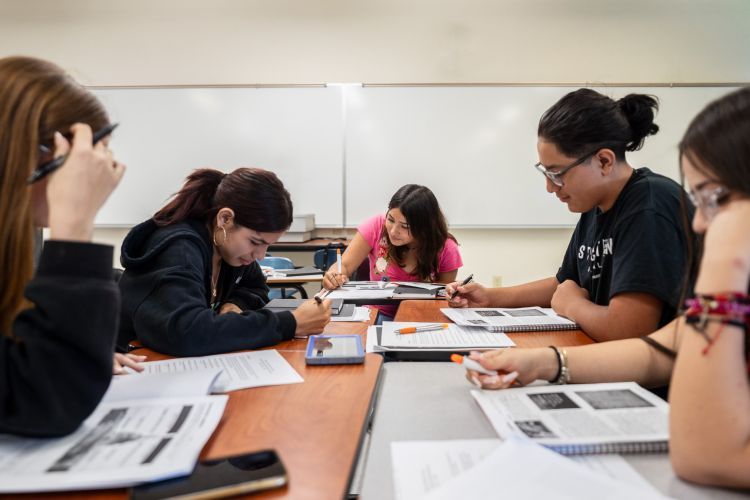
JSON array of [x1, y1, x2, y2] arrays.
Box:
[[534, 149, 600, 188], [687, 181, 731, 222]]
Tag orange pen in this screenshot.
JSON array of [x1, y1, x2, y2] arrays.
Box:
[[394, 323, 449, 335]]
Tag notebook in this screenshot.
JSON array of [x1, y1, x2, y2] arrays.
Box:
[[441, 306, 579, 332], [271, 266, 323, 277], [472, 382, 669, 455]]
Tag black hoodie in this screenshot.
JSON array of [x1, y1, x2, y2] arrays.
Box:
[[117, 218, 296, 356]]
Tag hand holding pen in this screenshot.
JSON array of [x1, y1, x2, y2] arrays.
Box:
[[322, 248, 349, 290], [446, 273, 491, 309], [452, 351, 524, 389], [44, 123, 125, 242]]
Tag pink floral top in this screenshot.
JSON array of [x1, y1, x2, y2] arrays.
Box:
[[357, 214, 463, 316]]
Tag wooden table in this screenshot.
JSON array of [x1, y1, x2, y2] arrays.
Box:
[[17, 314, 381, 500], [394, 300, 595, 348]]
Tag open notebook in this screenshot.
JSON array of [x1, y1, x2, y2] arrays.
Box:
[[472, 382, 669, 455], [442, 307, 579, 332]]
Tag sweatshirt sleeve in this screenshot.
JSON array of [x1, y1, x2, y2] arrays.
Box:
[[0, 241, 118, 437], [131, 240, 296, 357], [225, 261, 271, 311]]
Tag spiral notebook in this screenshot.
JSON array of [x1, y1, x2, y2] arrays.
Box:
[[441, 306, 579, 332], [472, 382, 669, 455]]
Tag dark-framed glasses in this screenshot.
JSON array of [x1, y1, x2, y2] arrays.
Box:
[[534, 149, 599, 188], [687, 182, 731, 221]]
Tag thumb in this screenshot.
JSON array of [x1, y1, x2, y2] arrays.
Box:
[[52, 131, 71, 158]]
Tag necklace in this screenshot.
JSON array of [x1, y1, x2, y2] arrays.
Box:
[[210, 264, 220, 300]]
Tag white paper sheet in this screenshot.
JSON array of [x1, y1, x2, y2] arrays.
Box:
[[330, 306, 371, 322], [380, 322, 515, 349], [138, 350, 303, 392], [391, 438, 669, 500], [104, 369, 223, 403], [0, 395, 227, 492]]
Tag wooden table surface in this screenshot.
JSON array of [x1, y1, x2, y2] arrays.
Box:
[[15, 312, 381, 500], [394, 300, 595, 348]]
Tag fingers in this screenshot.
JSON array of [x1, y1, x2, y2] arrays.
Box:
[[52, 131, 71, 158], [68, 123, 94, 152], [113, 353, 147, 375], [476, 370, 520, 389]]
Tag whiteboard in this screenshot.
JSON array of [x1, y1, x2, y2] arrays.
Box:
[[93, 87, 344, 226], [91, 85, 739, 228], [344, 86, 738, 227]]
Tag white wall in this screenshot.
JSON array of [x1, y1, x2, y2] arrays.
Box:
[[4, 0, 748, 285]]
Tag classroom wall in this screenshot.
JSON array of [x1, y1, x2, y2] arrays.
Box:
[[3, 0, 748, 286]]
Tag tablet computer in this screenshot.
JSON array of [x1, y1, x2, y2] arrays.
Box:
[[305, 335, 365, 365]]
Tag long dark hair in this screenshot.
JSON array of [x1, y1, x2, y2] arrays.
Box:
[[0, 56, 108, 334], [538, 88, 660, 159], [380, 184, 456, 280], [154, 167, 293, 232], [677, 86, 750, 311]]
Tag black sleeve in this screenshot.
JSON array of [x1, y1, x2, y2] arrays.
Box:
[[556, 224, 581, 284], [225, 261, 270, 311], [132, 241, 296, 357], [609, 210, 687, 310], [0, 241, 118, 437]]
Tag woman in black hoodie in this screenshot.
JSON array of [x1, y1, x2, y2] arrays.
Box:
[[118, 167, 331, 356], [0, 56, 125, 436]]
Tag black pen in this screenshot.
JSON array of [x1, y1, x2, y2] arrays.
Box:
[[27, 123, 119, 184], [450, 273, 474, 300]]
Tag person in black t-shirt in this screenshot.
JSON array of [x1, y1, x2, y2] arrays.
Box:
[[448, 88, 694, 342], [456, 86, 750, 490]]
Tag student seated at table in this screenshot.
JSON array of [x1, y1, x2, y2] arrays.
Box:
[[0, 56, 126, 436], [117, 167, 331, 357], [448, 89, 694, 342], [463, 87, 750, 489], [322, 184, 462, 322]]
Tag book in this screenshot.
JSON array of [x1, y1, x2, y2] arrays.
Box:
[[272, 265, 323, 277], [0, 369, 228, 493], [472, 382, 669, 455], [441, 306, 579, 332]]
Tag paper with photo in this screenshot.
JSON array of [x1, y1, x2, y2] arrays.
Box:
[[137, 349, 303, 392], [0, 395, 227, 492]]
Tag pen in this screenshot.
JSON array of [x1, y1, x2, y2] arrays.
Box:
[[450, 353, 496, 375], [336, 248, 342, 274], [28, 123, 120, 184], [450, 354, 520, 385], [314, 288, 330, 304], [394, 323, 449, 335], [450, 273, 474, 300]]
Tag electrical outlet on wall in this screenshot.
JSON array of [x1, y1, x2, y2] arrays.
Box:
[[492, 275, 503, 287]]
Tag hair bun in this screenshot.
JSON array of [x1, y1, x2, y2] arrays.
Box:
[[618, 94, 660, 152]]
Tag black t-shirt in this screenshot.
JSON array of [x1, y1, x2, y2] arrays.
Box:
[[556, 168, 695, 328]]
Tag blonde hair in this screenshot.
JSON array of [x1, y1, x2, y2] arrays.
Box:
[[0, 56, 108, 334]]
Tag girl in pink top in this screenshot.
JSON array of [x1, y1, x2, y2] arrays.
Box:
[[322, 184, 463, 320]]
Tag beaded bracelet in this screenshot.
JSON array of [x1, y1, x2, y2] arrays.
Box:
[[684, 293, 749, 355], [548, 346, 570, 384]]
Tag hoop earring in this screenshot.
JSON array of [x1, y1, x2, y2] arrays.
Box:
[[213, 226, 228, 247]]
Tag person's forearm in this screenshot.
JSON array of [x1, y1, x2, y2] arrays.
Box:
[[670, 322, 750, 487], [487, 277, 557, 308], [564, 299, 659, 342], [564, 338, 673, 387]]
